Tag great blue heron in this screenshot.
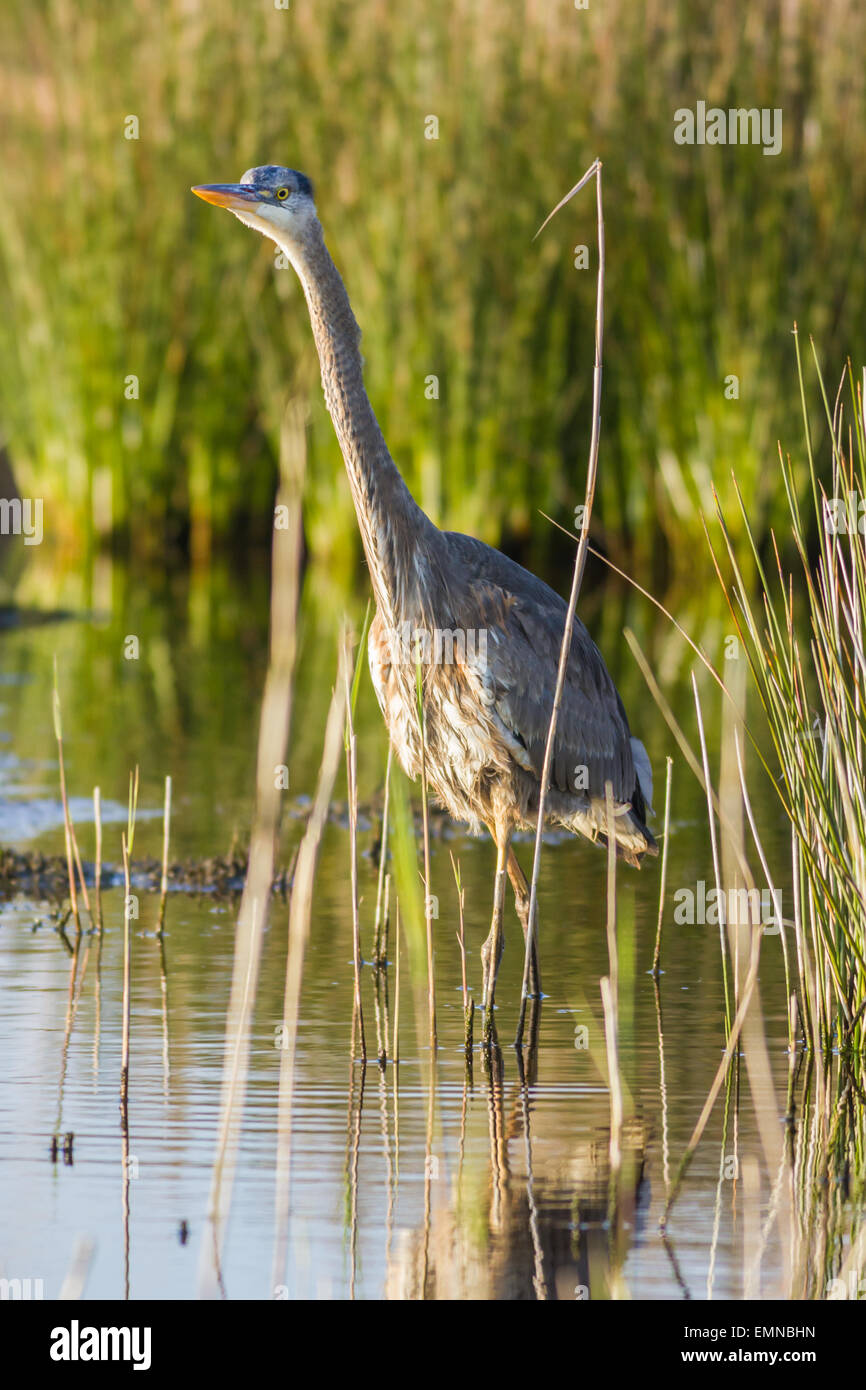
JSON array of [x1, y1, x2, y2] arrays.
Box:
[[192, 165, 657, 1014]]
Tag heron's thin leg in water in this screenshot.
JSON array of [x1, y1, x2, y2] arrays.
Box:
[[506, 845, 541, 999], [481, 831, 509, 1028]]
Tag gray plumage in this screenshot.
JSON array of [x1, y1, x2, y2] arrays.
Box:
[[193, 165, 657, 1010]]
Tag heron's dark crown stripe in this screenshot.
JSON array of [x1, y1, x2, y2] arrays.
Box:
[[241, 165, 314, 198]]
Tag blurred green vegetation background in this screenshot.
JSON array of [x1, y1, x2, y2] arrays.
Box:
[[0, 0, 864, 585]]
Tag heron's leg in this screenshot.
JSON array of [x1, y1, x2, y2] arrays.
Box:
[[480, 831, 509, 1021], [506, 845, 541, 999]]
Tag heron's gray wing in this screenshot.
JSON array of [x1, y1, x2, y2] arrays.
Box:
[[444, 532, 636, 801]]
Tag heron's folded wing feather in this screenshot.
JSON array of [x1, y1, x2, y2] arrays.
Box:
[[444, 531, 636, 802], [482, 595, 635, 800]]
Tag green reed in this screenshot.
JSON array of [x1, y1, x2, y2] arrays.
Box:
[[1, 1, 865, 573], [713, 338, 866, 1072]]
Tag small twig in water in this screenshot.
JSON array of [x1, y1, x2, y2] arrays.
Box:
[[651, 757, 673, 975], [93, 787, 103, 934], [450, 852, 473, 1051], [157, 775, 172, 936]]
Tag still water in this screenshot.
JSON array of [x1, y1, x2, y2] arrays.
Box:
[[0, 555, 816, 1300]]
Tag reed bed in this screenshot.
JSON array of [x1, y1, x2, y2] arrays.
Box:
[[639, 649, 866, 1297], [712, 341, 866, 1072], [626, 347, 866, 1295], [1, 1, 865, 572]]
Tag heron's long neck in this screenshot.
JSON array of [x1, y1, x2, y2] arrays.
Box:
[[286, 229, 443, 629]]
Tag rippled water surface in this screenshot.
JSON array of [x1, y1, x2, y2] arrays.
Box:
[[0, 560, 817, 1299]]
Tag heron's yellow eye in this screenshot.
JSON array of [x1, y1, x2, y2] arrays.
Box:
[[276, 187, 290, 200]]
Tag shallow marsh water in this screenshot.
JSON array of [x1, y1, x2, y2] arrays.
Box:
[[0, 557, 831, 1300]]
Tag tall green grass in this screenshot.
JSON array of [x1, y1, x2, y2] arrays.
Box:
[[715, 340, 866, 1067], [0, 1, 865, 573]]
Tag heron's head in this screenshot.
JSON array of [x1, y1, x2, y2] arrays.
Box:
[[192, 165, 318, 257]]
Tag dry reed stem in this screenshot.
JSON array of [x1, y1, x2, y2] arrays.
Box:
[[93, 786, 103, 934], [603, 784, 622, 1177], [120, 831, 132, 1119], [517, 158, 604, 1043], [660, 920, 765, 1230], [53, 659, 81, 933], [344, 660, 367, 1061], [625, 633, 781, 1230], [717, 665, 790, 1255], [157, 774, 171, 935], [600, 977, 622, 1172], [373, 747, 392, 966], [271, 651, 348, 1293], [625, 631, 770, 918], [414, 662, 437, 1051], [197, 400, 304, 1298], [651, 757, 673, 974], [732, 729, 793, 1047], [692, 672, 732, 1035], [450, 851, 473, 1050], [58, 1236, 96, 1300], [393, 901, 401, 1066]]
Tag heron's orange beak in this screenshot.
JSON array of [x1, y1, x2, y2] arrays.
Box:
[[191, 184, 261, 210]]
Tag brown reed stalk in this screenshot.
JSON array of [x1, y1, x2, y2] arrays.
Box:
[[451, 851, 474, 1050], [198, 399, 304, 1298], [693, 673, 732, 1036], [120, 830, 132, 1120], [381, 874, 391, 972], [344, 661, 367, 1062], [414, 656, 437, 1051], [651, 757, 674, 975], [157, 774, 171, 936], [602, 783, 622, 1177], [53, 658, 80, 934], [69, 818, 92, 924], [623, 630, 782, 1231], [659, 918, 766, 1230], [517, 157, 605, 1045], [373, 748, 393, 968], [393, 901, 401, 1066], [58, 1235, 96, 1300], [271, 651, 348, 1293], [93, 786, 103, 934], [732, 729, 793, 1049]]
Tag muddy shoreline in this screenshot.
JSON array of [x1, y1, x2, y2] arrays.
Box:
[[0, 845, 288, 901]]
